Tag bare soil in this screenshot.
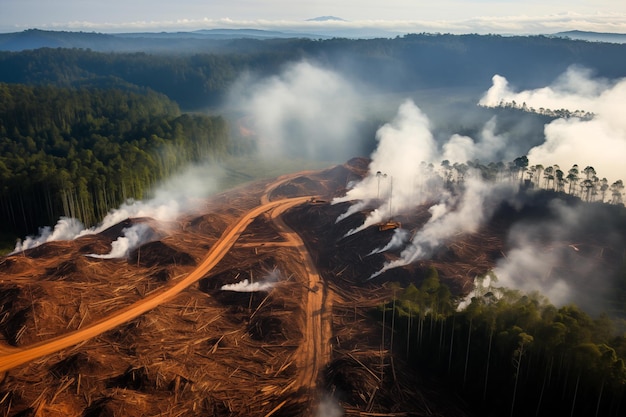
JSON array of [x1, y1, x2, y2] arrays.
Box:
[[1, 157, 623, 417]]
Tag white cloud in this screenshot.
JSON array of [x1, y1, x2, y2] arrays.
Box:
[[2, 1, 626, 35], [29, 15, 626, 35]]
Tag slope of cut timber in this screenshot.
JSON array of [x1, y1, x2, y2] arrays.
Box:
[[2, 158, 623, 416]]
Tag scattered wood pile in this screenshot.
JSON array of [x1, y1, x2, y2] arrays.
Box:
[[2, 160, 621, 416]]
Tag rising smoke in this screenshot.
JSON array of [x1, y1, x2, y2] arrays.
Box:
[[220, 269, 281, 292], [372, 177, 518, 278], [87, 223, 153, 259], [480, 65, 626, 185], [13, 163, 225, 256], [442, 116, 515, 163], [13, 61, 366, 255], [335, 67, 625, 311], [368, 228, 410, 256], [10, 61, 625, 313], [227, 61, 367, 162], [475, 67, 626, 311], [492, 197, 624, 315], [333, 100, 444, 234], [220, 279, 276, 292], [332, 99, 521, 277], [12, 217, 85, 252]]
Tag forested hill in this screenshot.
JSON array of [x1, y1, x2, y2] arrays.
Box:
[[555, 30, 626, 44], [0, 28, 331, 52], [0, 83, 228, 239], [1, 34, 626, 109], [2, 33, 626, 244]]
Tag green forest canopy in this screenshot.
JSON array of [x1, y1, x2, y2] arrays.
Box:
[[380, 270, 626, 417], [0, 83, 228, 239], [2, 34, 626, 110]]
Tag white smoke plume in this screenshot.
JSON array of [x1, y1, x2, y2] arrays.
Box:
[[491, 200, 618, 314], [87, 223, 152, 259], [333, 100, 444, 234], [371, 176, 518, 278], [442, 116, 515, 163], [220, 279, 276, 292], [228, 61, 364, 162], [456, 273, 497, 311], [368, 228, 410, 255], [13, 217, 84, 253], [397, 177, 513, 265], [335, 66, 624, 311], [333, 98, 520, 277], [220, 269, 281, 292], [492, 244, 571, 306], [315, 394, 343, 417], [479, 67, 610, 113], [480, 66, 626, 185], [334, 99, 522, 236], [12, 163, 224, 253]]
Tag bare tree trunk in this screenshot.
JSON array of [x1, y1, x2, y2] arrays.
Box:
[[535, 356, 552, 417], [570, 373, 580, 417], [448, 315, 455, 374], [595, 378, 605, 417], [381, 301, 385, 381], [406, 306, 411, 357], [390, 294, 396, 353], [463, 318, 473, 389], [483, 326, 494, 401], [511, 342, 528, 417]]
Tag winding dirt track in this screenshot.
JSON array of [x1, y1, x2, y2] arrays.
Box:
[[261, 173, 333, 396], [268, 204, 332, 391], [0, 195, 312, 373]]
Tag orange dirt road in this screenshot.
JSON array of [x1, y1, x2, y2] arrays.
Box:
[[0, 196, 311, 373], [268, 204, 332, 391]]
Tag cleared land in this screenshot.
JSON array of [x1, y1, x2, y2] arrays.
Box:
[[2, 159, 620, 416]]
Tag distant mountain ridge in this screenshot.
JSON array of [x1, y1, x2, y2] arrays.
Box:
[[0, 28, 332, 52], [553, 30, 626, 43], [3, 29, 626, 113], [306, 16, 347, 22], [1, 28, 626, 53]]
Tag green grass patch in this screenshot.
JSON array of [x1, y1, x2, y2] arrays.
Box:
[[216, 156, 338, 192]]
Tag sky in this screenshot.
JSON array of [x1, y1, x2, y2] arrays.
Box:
[[1, 0, 626, 35]]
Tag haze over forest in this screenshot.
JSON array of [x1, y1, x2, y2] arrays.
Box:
[[1, 2, 626, 416]]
